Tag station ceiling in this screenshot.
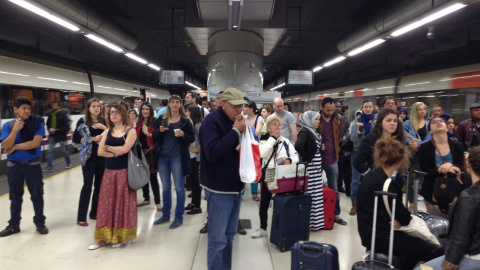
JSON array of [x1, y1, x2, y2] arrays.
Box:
[[0, 0, 480, 96]]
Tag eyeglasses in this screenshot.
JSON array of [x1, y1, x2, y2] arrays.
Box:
[[431, 119, 445, 124], [110, 110, 119, 115]]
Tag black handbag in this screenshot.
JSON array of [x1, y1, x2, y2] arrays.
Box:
[[432, 173, 464, 206], [340, 138, 353, 152]]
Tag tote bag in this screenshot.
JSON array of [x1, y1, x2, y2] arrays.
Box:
[[238, 126, 262, 183], [124, 129, 150, 190], [383, 179, 440, 246]]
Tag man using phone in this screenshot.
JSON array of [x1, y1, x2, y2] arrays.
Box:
[[0, 98, 48, 237]]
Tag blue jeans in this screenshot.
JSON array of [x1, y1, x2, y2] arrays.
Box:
[[241, 183, 258, 196], [415, 255, 480, 270], [47, 137, 71, 167], [7, 161, 45, 226], [350, 151, 362, 198], [205, 189, 242, 270], [323, 163, 341, 216], [158, 156, 184, 221]]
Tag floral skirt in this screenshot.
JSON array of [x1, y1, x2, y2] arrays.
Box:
[[94, 168, 137, 244]]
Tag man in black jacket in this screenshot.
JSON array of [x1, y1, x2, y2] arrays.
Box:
[[44, 101, 71, 171]]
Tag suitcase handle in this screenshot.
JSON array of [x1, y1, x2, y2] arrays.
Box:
[[300, 243, 324, 253], [374, 191, 396, 197], [294, 162, 309, 194]]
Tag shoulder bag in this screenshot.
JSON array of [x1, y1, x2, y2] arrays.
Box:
[[124, 128, 150, 190], [382, 178, 440, 246]]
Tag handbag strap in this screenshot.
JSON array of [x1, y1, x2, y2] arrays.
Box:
[[262, 142, 278, 171], [382, 178, 394, 218]]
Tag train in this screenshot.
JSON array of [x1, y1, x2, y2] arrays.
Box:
[[0, 55, 171, 162], [284, 63, 480, 122]]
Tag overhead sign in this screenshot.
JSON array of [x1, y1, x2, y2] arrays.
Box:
[[160, 70, 184, 85], [244, 91, 281, 102], [288, 70, 313, 86]]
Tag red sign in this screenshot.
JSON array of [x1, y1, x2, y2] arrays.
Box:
[[451, 71, 480, 89]]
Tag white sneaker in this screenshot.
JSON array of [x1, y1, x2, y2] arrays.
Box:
[[251, 228, 267, 238], [112, 243, 123, 248]]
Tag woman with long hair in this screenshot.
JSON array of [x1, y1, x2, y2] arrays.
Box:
[[295, 111, 325, 231], [243, 100, 263, 201], [418, 116, 464, 213], [404, 102, 431, 210], [128, 109, 138, 128], [152, 95, 195, 229], [73, 98, 107, 226], [351, 108, 405, 215], [357, 138, 443, 270], [136, 102, 162, 211], [419, 147, 480, 270], [184, 105, 203, 214], [260, 104, 273, 141], [88, 103, 137, 250], [349, 100, 374, 206]]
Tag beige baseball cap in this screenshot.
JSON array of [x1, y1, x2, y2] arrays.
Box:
[[222, 88, 247, 105]]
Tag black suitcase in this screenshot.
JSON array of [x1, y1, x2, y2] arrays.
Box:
[[291, 241, 339, 270], [270, 162, 311, 252], [352, 191, 399, 270]]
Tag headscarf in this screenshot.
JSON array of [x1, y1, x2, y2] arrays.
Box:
[[299, 111, 322, 144], [399, 108, 409, 121], [359, 111, 375, 135]]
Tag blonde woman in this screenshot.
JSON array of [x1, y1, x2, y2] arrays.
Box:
[[403, 102, 431, 151], [152, 95, 195, 229]]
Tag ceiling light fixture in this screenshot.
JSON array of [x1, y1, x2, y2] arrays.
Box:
[[0, 71, 30, 77], [270, 82, 285, 91], [9, 0, 80, 32], [85, 34, 123, 53], [228, 0, 243, 30], [391, 3, 466, 37], [125, 53, 148, 64], [347, 39, 386, 56], [313, 66, 323, 72], [147, 64, 160, 71], [37, 76, 67, 82], [323, 56, 346, 67], [185, 81, 201, 90]]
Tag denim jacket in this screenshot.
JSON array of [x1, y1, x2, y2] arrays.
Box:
[[403, 119, 431, 147], [349, 118, 366, 151]]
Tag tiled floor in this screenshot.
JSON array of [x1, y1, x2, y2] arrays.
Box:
[[0, 167, 426, 270]]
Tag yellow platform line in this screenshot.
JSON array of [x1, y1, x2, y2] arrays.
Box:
[[0, 166, 80, 199]]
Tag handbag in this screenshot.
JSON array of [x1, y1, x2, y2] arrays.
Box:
[[340, 137, 353, 152], [124, 128, 150, 190], [432, 173, 463, 206], [383, 178, 440, 246]]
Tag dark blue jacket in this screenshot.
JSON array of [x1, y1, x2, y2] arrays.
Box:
[[152, 116, 195, 178], [199, 107, 243, 194]]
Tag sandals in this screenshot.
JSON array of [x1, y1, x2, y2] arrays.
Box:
[[77, 221, 88, 227], [334, 218, 347, 225], [88, 243, 106, 250], [156, 204, 163, 211], [137, 201, 150, 207]]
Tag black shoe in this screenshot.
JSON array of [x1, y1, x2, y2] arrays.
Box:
[[36, 225, 49, 235], [185, 203, 195, 211], [0, 226, 20, 237], [199, 222, 208, 234], [188, 192, 193, 198], [187, 207, 202, 215], [237, 222, 246, 235], [338, 187, 345, 193]]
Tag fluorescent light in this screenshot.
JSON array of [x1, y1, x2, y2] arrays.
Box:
[[270, 82, 285, 91], [313, 66, 323, 72], [9, 0, 80, 32], [377, 86, 395, 90], [347, 39, 386, 56], [147, 64, 160, 71], [97, 85, 112, 89], [72, 82, 89, 85], [85, 34, 123, 53], [114, 88, 127, 91], [185, 81, 201, 90], [37, 77, 67, 82], [391, 3, 466, 37], [323, 56, 346, 67], [403, 81, 431, 87], [125, 53, 148, 64], [0, 71, 30, 77]]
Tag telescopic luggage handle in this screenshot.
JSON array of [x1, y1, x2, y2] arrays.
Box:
[[372, 191, 397, 266], [294, 162, 309, 194]]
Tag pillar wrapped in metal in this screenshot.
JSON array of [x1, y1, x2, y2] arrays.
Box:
[[207, 30, 263, 99]]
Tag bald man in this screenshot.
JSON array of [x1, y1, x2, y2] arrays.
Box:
[[267, 97, 297, 143]]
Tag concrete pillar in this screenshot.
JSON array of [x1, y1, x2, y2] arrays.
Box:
[[207, 30, 264, 100]]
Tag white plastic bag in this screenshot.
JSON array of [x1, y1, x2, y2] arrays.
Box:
[[238, 126, 261, 183]]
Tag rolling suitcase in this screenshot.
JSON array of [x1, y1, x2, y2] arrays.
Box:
[[270, 162, 311, 252], [410, 170, 449, 246], [322, 186, 337, 230], [291, 240, 340, 270], [351, 191, 399, 270]]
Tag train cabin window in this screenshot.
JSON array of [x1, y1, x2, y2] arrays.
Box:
[[67, 92, 87, 114], [11, 87, 37, 116], [1, 85, 14, 119]]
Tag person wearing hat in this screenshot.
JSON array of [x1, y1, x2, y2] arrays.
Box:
[[456, 103, 480, 151], [199, 88, 246, 270]]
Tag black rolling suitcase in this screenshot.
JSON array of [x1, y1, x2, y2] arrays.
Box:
[[291, 241, 340, 270], [270, 162, 311, 252], [352, 191, 399, 270]]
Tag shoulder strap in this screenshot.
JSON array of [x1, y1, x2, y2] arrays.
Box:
[[383, 178, 393, 217], [283, 141, 290, 157], [262, 142, 279, 171], [254, 115, 259, 127]]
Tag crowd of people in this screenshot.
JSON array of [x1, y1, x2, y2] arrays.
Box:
[[1, 92, 479, 270]]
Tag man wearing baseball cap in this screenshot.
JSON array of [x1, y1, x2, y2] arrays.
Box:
[[199, 88, 246, 270], [457, 103, 480, 151]]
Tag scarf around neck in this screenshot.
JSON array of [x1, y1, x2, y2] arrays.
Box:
[[359, 112, 375, 135]]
